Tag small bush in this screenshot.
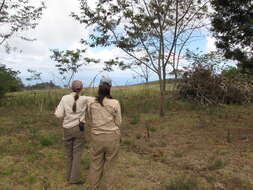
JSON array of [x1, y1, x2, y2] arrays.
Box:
[[26, 152, 44, 163], [0, 65, 23, 99], [208, 159, 226, 170], [40, 136, 56, 146], [28, 176, 37, 184], [0, 169, 14, 176], [130, 114, 140, 125], [122, 139, 133, 146], [165, 176, 203, 190]]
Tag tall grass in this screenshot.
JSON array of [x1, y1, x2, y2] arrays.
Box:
[[0, 84, 169, 115]]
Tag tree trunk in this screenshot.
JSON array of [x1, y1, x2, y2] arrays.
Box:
[[175, 72, 178, 79], [145, 77, 149, 83], [160, 89, 165, 117], [68, 71, 75, 88], [159, 75, 165, 117]]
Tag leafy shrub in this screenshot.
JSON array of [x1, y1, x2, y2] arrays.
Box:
[[165, 176, 203, 190], [28, 176, 37, 184], [39, 136, 58, 146], [122, 139, 133, 146], [208, 159, 226, 170], [129, 114, 140, 125], [221, 66, 240, 79], [0, 169, 14, 176], [25, 81, 60, 90], [0, 65, 23, 99]]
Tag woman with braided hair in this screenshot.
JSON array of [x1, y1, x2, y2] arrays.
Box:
[[55, 80, 90, 185]]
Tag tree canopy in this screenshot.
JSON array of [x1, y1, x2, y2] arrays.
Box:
[[0, 65, 23, 98], [0, 0, 45, 52], [50, 49, 99, 87], [211, 0, 253, 74], [72, 0, 209, 116]]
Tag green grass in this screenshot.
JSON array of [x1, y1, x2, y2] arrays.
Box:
[[165, 175, 205, 190], [0, 84, 253, 189], [208, 159, 226, 171], [39, 135, 59, 147], [0, 169, 14, 176]]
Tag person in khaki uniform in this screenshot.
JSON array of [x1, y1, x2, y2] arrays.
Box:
[[55, 80, 90, 185], [87, 77, 122, 190]]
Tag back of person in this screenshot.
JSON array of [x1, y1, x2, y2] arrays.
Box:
[[56, 93, 89, 128], [54, 80, 88, 185], [88, 77, 122, 190], [88, 97, 121, 134]]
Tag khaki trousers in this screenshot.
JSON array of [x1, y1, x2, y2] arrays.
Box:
[[63, 125, 85, 183], [89, 131, 120, 190]]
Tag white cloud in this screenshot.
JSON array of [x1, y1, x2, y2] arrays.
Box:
[[2, 0, 216, 86], [206, 36, 217, 52], [0, 0, 141, 86]]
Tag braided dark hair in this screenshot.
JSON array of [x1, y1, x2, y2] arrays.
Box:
[[72, 93, 79, 112]]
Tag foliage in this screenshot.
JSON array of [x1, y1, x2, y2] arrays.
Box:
[[178, 51, 253, 104], [40, 136, 58, 147], [50, 49, 99, 87], [26, 69, 42, 83], [178, 64, 253, 104], [208, 159, 226, 170], [165, 176, 203, 190], [2, 83, 253, 189], [178, 63, 222, 104], [185, 50, 227, 72], [211, 0, 253, 74], [26, 81, 60, 90], [72, 0, 210, 117], [0, 0, 45, 52], [0, 65, 23, 98], [221, 66, 241, 79]]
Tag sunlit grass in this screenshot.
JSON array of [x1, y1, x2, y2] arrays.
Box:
[[0, 82, 253, 189]]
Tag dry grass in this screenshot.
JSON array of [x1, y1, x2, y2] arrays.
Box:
[[0, 85, 253, 190]]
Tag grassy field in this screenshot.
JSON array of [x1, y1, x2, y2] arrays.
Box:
[[0, 84, 253, 190]]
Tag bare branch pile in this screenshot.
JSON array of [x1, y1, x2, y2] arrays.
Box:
[[177, 64, 253, 104]]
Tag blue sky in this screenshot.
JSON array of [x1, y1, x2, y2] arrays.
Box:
[[0, 0, 217, 87]]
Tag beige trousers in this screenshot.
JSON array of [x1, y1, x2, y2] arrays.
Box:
[[89, 131, 120, 190], [63, 125, 85, 183]]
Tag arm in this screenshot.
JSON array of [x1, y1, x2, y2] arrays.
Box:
[[80, 107, 86, 124], [114, 101, 122, 127], [80, 96, 94, 123], [54, 97, 65, 119]]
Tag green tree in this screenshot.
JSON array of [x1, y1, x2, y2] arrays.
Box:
[[50, 49, 99, 87], [72, 0, 209, 117], [0, 0, 45, 52], [26, 69, 43, 83], [0, 65, 23, 98], [185, 50, 227, 73], [26, 81, 60, 90], [211, 0, 253, 74], [221, 66, 241, 80]]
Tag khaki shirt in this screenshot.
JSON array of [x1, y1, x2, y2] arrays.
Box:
[[88, 97, 122, 135], [55, 92, 91, 129]]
